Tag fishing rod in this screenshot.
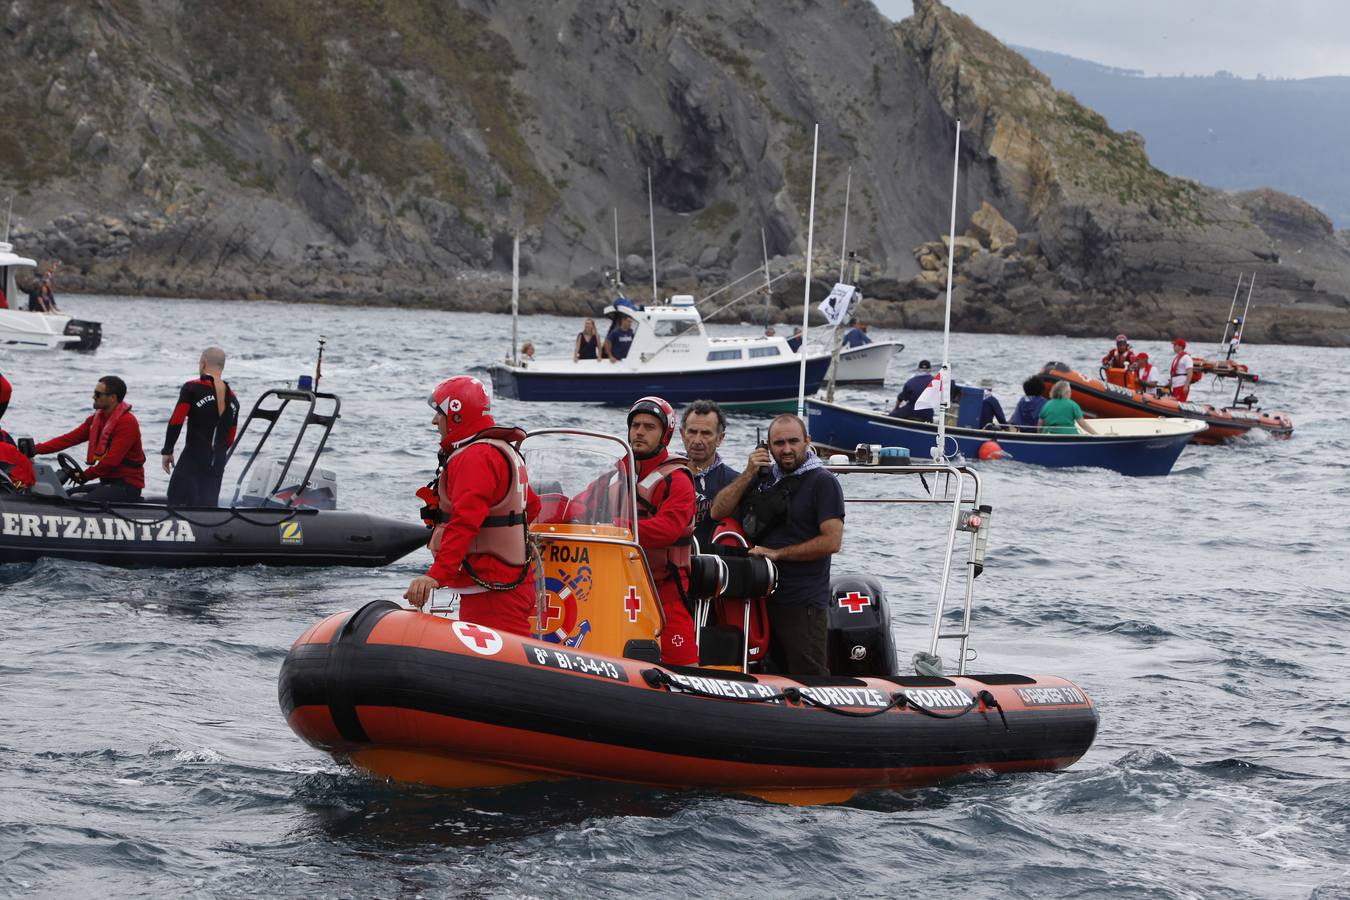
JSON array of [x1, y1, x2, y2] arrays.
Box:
[[647, 168, 658, 307], [761, 228, 772, 328], [314, 335, 327, 391], [1217, 273, 1243, 354]]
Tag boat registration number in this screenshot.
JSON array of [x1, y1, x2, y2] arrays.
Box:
[[526, 645, 628, 682]]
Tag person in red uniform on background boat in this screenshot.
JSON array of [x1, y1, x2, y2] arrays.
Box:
[[1132, 352, 1161, 395], [404, 376, 541, 637], [1101, 334, 1134, 369], [0, 371, 36, 490], [1168, 339, 1194, 402], [34, 375, 146, 501], [569, 396, 699, 666]]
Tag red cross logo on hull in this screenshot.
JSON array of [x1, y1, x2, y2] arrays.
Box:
[[624, 586, 641, 622], [839, 591, 871, 613], [452, 620, 503, 655]]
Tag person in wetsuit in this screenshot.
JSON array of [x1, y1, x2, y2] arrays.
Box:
[[161, 347, 239, 507]]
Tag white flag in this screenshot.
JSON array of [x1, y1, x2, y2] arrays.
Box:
[[818, 282, 860, 327], [915, 372, 943, 411]]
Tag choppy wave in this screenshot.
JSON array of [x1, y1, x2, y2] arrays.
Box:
[[1, 297, 1347, 895]]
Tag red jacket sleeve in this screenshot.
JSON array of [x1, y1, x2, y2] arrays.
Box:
[[83, 415, 139, 481], [426, 444, 510, 585], [35, 417, 93, 456], [637, 469, 695, 551]]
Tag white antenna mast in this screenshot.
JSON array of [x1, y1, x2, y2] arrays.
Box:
[[796, 123, 820, 419], [2, 196, 11, 243], [838, 167, 852, 282], [1233, 272, 1256, 356], [761, 228, 772, 326], [934, 121, 961, 463], [613, 207, 621, 287], [510, 235, 520, 366], [647, 168, 658, 306]]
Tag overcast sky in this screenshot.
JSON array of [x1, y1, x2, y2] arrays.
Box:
[[873, 0, 1349, 79]]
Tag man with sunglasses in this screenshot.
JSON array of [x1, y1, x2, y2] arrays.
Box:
[[404, 375, 540, 637], [34, 376, 146, 501]]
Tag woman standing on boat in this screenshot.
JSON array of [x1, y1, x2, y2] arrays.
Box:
[[574, 318, 599, 361]]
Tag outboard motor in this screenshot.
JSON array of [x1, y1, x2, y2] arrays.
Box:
[[826, 575, 898, 677], [62, 319, 102, 352], [236, 459, 338, 509]]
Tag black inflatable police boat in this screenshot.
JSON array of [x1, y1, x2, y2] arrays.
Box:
[[0, 388, 426, 568]]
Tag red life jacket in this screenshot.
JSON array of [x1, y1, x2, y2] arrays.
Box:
[[632, 455, 695, 574], [428, 429, 529, 568]]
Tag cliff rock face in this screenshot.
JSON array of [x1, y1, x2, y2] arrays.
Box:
[[1, 0, 1348, 343]]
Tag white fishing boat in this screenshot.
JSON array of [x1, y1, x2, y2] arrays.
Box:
[[827, 339, 903, 385], [490, 295, 832, 405], [0, 242, 101, 351]]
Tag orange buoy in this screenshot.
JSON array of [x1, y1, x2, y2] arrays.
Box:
[[978, 440, 1003, 461]]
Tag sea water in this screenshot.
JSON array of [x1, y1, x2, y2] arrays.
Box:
[[1, 295, 1346, 897]]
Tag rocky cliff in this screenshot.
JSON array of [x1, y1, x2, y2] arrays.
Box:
[[2, 0, 1348, 344]]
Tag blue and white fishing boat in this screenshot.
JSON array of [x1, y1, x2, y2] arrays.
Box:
[[489, 296, 832, 405], [805, 398, 1206, 477]]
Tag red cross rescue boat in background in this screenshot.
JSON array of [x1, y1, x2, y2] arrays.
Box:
[[279, 428, 1099, 805], [1039, 363, 1292, 444]]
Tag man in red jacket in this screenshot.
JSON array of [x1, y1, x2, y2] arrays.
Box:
[[404, 376, 541, 637], [0, 371, 35, 491], [0, 370, 11, 420], [572, 397, 698, 665], [35, 375, 146, 501]]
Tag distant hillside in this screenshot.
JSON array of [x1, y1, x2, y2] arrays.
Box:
[[1016, 46, 1350, 228]]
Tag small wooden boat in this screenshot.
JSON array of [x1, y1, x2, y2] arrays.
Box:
[[279, 429, 1098, 805], [805, 398, 1205, 476], [1039, 364, 1292, 444]]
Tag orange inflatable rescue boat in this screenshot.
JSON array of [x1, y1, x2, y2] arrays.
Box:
[[1040, 363, 1292, 444], [279, 429, 1099, 805]]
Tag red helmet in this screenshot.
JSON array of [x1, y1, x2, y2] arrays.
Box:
[[627, 395, 674, 447], [1115, 334, 1128, 343], [1135, 352, 1149, 362], [1172, 338, 1187, 349], [428, 376, 492, 444]]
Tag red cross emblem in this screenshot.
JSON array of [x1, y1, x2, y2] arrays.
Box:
[[623, 586, 641, 623], [544, 597, 562, 624], [452, 620, 503, 655], [839, 591, 871, 613]]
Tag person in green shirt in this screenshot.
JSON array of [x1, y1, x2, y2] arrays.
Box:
[[1038, 380, 1096, 434]]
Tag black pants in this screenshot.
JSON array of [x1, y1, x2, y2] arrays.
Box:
[[167, 455, 225, 507], [766, 604, 829, 676], [71, 481, 142, 502]]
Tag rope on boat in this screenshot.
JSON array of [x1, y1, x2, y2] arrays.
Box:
[[642, 669, 1010, 728]]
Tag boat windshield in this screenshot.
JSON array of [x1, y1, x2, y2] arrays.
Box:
[[521, 430, 636, 536], [652, 317, 698, 338]]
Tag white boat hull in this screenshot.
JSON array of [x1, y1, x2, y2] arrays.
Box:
[[828, 340, 902, 385], [0, 309, 81, 350]]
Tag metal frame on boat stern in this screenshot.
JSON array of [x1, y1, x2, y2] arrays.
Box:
[[826, 461, 987, 676]]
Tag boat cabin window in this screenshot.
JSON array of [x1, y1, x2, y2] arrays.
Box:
[[653, 317, 697, 338], [749, 346, 781, 358], [707, 349, 742, 361]]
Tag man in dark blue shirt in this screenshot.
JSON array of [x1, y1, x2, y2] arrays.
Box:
[[679, 399, 741, 550], [841, 319, 871, 348], [710, 414, 845, 675], [1009, 376, 1048, 430], [606, 316, 635, 362], [786, 326, 803, 352], [889, 359, 935, 421]]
